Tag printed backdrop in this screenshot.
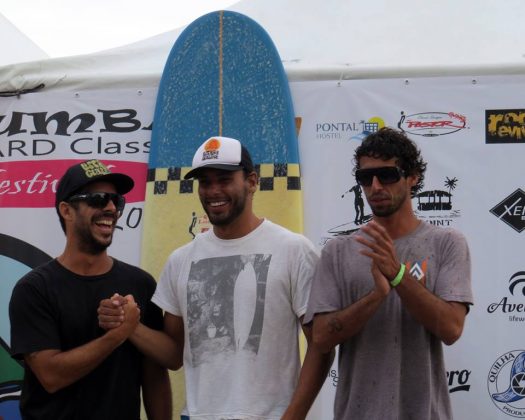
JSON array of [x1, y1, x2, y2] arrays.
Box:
[[1, 76, 524, 419]]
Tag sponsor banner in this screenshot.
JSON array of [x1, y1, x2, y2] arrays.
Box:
[[0, 88, 155, 418], [3, 75, 525, 419], [294, 76, 525, 420]]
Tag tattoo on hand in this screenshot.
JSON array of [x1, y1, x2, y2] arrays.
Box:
[[328, 317, 343, 333]]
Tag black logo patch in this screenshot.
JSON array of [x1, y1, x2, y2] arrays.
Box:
[[490, 189, 525, 233]]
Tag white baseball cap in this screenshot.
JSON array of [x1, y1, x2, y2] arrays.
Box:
[[184, 136, 254, 179]]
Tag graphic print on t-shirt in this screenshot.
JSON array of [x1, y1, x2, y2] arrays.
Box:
[[406, 259, 428, 281], [187, 254, 271, 366]]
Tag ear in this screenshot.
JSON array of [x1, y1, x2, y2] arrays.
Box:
[[246, 171, 259, 194], [59, 201, 75, 223], [407, 173, 419, 189]]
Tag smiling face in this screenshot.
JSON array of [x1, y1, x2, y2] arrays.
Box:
[[358, 156, 416, 218], [65, 181, 121, 254], [196, 168, 258, 232]]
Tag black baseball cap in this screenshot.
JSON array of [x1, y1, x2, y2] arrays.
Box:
[[55, 159, 134, 210]]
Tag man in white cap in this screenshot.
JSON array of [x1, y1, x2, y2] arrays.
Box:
[[99, 137, 333, 419], [9, 159, 171, 420]]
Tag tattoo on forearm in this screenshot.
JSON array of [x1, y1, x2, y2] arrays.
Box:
[[328, 317, 343, 334]]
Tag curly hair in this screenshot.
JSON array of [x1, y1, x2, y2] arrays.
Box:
[[353, 127, 427, 196]]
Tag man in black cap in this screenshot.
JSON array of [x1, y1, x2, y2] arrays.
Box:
[[9, 159, 171, 420]]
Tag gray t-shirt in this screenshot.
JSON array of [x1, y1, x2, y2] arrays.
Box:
[[305, 221, 473, 420]]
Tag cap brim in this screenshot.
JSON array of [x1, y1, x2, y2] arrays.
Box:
[[184, 164, 243, 180]]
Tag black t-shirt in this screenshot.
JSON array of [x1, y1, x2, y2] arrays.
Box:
[[9, 258, 163, 420]]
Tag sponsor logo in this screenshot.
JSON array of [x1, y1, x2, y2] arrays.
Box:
[[398, 111, 467, 137], [486, 109, 525, 144], [487, 272, 525, 322], [350, 117, 386, 141], [490, 189, 525, 233], [314, 117, 386, 142], [321, 173, 460, 245], [315, 121, 361, 140], [414, 175, 461, 227], [447, 369, 472, 393], [488, 350, 525, 417], [0, 109, 151, 158], [0, 160, 146, 208]]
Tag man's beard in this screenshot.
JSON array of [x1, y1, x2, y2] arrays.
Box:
[[75, 218, 113, 255], [368, 189, 407, 218], [202, 188, 248, 227]]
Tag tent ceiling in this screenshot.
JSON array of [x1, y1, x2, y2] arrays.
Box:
[[1, 0, 524, 93]]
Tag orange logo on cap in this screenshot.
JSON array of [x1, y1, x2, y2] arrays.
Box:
[[204, 138, 221, 151]]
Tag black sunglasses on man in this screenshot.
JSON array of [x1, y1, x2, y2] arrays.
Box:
[[67, 192, 126, 214], [355, 166, 406, 187]]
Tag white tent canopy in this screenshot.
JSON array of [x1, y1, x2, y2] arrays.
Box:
[[1, 0, 524, 93], [0, 13, 48, 67]]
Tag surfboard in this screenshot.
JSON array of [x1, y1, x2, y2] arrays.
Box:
[[140, 11, 304, 414], [141, 10, 303, 280]]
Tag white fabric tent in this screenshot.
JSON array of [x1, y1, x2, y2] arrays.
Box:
[[1, 0, 525, 93], [0, 13, 48, 67]]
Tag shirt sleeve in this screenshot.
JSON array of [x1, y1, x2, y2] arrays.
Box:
[[303, 239, 344, 324], [141, 274, 164, 331], [151, 250, 184, 317], [289, 235, 320, 318], [434, 228, 473, 305], [9, 273, 61, 359]]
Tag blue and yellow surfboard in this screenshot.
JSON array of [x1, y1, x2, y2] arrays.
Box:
[[142, 11, 303, 280]]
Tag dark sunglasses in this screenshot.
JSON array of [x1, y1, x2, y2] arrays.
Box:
[[67, 192, 126, 213], [355, 166, 406, 187]]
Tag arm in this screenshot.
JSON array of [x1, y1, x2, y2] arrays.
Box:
[[356, 221, 467, 345], [311, 268, 388, 354], [25, 299, 140, 394], [393, 274, 467, 345], [130, 313, 184, 370], [142, 356, 172, 420], [98, 295, 184, 370], [282, 319, 335, 420]]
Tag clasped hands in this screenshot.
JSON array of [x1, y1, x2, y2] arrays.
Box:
[[97, 294, 140, 337], [354, 220, 402, 297]]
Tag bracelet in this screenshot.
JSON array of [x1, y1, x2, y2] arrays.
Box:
[[390, 263, 406, 287]]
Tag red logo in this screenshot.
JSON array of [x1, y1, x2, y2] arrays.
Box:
[[398, 112, 467, 137]]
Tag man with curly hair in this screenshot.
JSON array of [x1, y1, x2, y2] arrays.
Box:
[[305, 127, 473, 419]]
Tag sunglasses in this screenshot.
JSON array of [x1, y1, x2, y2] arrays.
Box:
[[67, 192, 126, 213], [355, 166, 406, 187]]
